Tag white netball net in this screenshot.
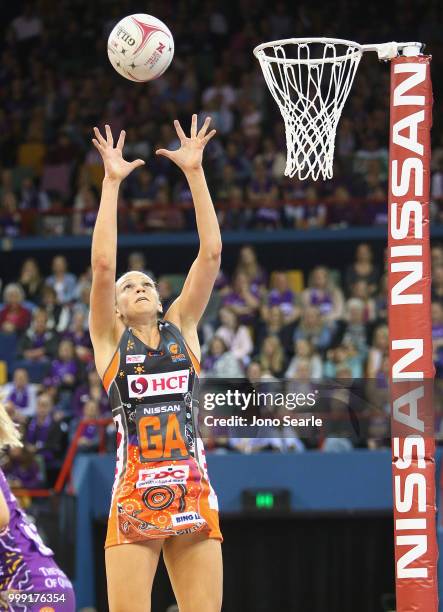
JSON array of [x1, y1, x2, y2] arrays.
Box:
[[254, 38, 363, 181]]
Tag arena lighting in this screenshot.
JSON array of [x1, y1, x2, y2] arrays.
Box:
[[241, 488, 291, 512]]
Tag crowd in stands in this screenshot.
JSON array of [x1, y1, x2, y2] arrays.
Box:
[[1, 241, 443, 487], [0, 1, 443, 237]]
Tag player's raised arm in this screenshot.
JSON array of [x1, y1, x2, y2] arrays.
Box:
[[156, 115, 221, 333], [89, 125, 144, 373]]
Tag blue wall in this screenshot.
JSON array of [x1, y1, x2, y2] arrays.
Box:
[[5, 226, 443, 252], [72, 449, 396, 607], [71, 449, 443, 609]]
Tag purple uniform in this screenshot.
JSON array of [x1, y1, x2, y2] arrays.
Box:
[[0, 469, 75, 611]]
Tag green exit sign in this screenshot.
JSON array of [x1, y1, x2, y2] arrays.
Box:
[[241, 489, 291, 513], [255, 492, 275, 508]]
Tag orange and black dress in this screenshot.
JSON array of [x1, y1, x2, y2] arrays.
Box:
[[102, 319, 222, 548]]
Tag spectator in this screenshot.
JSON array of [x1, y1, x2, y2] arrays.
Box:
[[126, 251, 155, 280], [235, 245, 267, 293], [18, 308, 58, 362], [367, 324, 389, 378], [71, 283, 91, 322], [223, 141, 251, 185], [222, 271, 260, 324], [44, 339, 81, 410], [10, 3, 43, 43], [0, 191, 21, 237], [126, 168, 158, 207], [255, 137, 286, 180], [144, 186, 185, 231], [217, 187, 251, 230], [323, 342, 363, 379], [121, 126, 150, 162], [72, 186, 99, 235], [285, 338, 323, 379], [71, 366, 110, 419], [374, 274, 388, 323], [3, 368, 37, 419], [345, 243, 379, 296], [3, 446, 44, 489], [431, 244, 443, 268], [157, 277, 178, 313], [62, 310, 93, 363], [215, 164, 241, 201], [0, 283, 31, 334], [46, 255, 77, 304], [264, 271, 299, 323], [202, 336, 244, 378], [258, 335, 286, 378], [214, 307, 253, 364], [248, 162, 280, 229], [202, 68, 237, 110], [70, 399, 100, 453], [18, 176, 50, 211], [302, 266, 344, 324], [294, 306, 333, 354], [40, 284, 70, 332], [285, 186, 327, 230], [25, 393, 66, 487], [18, 258, 44, 304], [256, 305, 296, 355], [340, 298, 369, 357], [349, 280, 376, 322]]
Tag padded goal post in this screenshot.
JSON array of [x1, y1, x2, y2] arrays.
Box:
[[254, 38, 438, 611], [388, 54, 438, 612]]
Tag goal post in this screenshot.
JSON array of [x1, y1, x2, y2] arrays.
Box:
[[388, 53, 437, 612], [254, 38, 438, 610]]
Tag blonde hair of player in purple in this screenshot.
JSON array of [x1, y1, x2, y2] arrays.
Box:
[[0, 402, 22, 450]]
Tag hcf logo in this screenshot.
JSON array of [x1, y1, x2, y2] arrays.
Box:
[[127, 369, 189, 397]]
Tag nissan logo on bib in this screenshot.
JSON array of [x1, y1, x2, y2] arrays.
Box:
[[127, 369, 189, 398]]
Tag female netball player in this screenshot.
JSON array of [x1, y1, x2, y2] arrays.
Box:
[[0, 402, 76, 611], [90, 115, 222, 612]]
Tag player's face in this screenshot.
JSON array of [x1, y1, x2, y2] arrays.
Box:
[[116, 272, 161, 321]]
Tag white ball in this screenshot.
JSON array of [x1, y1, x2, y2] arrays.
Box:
[[107, 14, 174, 82]]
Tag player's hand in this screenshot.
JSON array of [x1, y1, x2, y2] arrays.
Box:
[[92, 125, 145, 182], [155, 114, 216, 173]]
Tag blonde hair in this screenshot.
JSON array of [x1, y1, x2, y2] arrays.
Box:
[[0, 402, 23, 450]]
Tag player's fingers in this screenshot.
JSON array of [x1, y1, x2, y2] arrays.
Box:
[[190, 113, 198, 138], [92, 138, 104, 152], [202, 129, 217, 145], [198, 116, 211, 139], [93, 127, 106, 145], [130, 159, 145, 170], [105, 124, 114, 146], [155, 148, 172, 159], [117, 130, 126, 151], [173, 120, 186, 142]]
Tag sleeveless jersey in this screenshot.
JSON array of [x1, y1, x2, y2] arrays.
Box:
[[103, 320, 221, 547], [0, 468, 76, 611]]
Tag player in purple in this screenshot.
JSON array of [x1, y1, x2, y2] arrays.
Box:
[[0, 403, 76, 611]]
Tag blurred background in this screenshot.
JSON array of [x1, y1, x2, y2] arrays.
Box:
[[0, 0, 443, 610]]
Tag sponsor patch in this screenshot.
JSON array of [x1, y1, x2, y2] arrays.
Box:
[[126, 354, 146, 364], [171, 512, 205, 527], [136, 464, 189, 488], [128, 369, 189, 398]]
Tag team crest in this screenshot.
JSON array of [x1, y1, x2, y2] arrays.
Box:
[[167, 342, 186, 363]]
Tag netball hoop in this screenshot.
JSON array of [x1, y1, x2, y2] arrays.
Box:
[[253, 38, 422, 180], [255, 37, 438, 612]]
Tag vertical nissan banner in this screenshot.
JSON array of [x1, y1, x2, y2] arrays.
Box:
[[388, 55, 438, 611]]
